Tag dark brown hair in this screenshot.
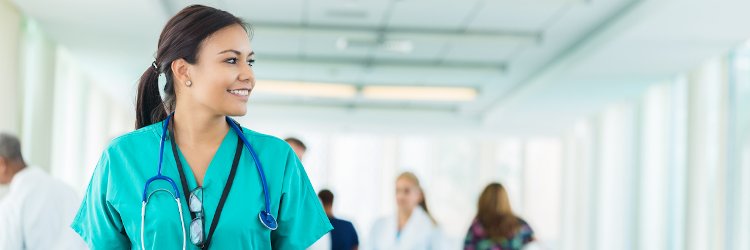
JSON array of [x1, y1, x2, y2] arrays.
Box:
[[318, 189, 334, 207], [476, 183, 521, 241], [135, 5, 248, 129]]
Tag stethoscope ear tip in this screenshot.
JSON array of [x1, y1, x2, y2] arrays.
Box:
[[259, 211, 278, 230]]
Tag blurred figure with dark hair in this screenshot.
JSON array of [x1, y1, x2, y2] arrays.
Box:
[[464, 183, 534, 250], [309, 189, 359, 250], [285, 137, 307, 159]]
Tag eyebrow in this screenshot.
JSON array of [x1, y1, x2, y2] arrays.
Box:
[[217, 50, 255, 57]]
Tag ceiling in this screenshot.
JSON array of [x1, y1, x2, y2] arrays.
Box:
[[10, 0, 750, 135]]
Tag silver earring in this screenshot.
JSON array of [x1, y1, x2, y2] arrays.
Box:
[[186, 80, 192, 87]]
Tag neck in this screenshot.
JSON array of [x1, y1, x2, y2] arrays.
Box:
[[6, 162, 26, 182], [397, 207, 413, 228], [324, 206, 333, 217], [172, 106, 229, 146]]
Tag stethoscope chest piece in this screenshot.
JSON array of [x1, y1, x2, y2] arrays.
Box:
[[259, 211, 278, 230]]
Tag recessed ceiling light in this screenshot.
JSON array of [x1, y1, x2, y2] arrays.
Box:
[[254, 80, 357, 99], [381, 40, 414, 54], [362, 86, 478, 102]]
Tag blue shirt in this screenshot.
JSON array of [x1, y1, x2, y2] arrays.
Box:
[[329, 217, 358, 250]]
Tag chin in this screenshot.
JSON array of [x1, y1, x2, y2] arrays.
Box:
[[225, 109, 247, 117]]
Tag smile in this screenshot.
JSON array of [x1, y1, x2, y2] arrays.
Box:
[[227, 89, 250, 96]]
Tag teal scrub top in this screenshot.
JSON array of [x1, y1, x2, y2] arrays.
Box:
[[71, 120, 332, 249]]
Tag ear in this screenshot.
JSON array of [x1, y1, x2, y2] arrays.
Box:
[[171, 58, 192, 85]]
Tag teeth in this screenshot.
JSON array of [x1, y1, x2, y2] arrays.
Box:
[[229, 89, 249, 96]]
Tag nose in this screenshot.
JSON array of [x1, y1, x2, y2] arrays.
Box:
[[238, 62, 255, 84]]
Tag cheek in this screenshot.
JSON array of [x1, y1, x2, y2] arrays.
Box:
[[409, 194, 419, 203], [193, 73, 233, 100], [194, 81, 225, 103]]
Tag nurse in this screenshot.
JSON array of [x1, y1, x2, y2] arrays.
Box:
[[366, 172, 445, 250], [71, 5, 332, 250]]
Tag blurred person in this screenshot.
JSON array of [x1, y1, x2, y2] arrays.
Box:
[[309, 189, 359, 250], [285, 137, 307, 159], [71, 5, 331, 249], [0, 133, 86, 250], [463, 183, 534, 250], [367, 172, 445, 250]]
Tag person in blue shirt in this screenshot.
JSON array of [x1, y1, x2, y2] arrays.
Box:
[[317, 189, 359, 250]]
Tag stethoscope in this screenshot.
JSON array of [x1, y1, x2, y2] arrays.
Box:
[[140, 113, 277, 250]]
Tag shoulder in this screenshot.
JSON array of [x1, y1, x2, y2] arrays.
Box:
[[515, 216, 534, 236], [91, 122, 163, 175], [108, 122, 161, 150], [101, 122, 163, 160], [30, 168, 77, 195], [239, 127, 296, 160], [371, 215, 392, 230], [332, 218, 355, 228], [241, 127, 290, 149], [516, 217, 531, 227], [469, 218, 483, 229]]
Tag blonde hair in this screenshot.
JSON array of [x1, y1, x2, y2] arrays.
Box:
[[397, 172, 437, 225]]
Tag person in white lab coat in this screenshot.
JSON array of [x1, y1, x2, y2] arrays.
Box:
[[0, 133, 86, 250], [367, 172, 445, 250]]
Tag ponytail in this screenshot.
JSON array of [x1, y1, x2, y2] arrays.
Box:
[[135, 64, 166, 129]]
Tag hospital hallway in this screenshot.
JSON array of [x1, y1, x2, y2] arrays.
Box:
[[1, 0, 750, 249]]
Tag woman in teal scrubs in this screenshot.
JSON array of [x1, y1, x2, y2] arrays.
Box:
[[71, 5, 332, 249]]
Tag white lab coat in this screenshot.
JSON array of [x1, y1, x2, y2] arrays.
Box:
[[307, 232, 331, 250], [366, 207, 445, 250], [0, 167, 87, 250]]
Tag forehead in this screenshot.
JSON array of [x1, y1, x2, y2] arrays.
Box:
[[200, 24, 252, 54], [396, 178, 416, 187]]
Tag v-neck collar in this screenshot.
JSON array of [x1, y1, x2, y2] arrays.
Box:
[[168, 126, 235, 190]]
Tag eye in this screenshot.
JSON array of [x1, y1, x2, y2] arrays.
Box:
[[225, 58, 238, 64], [248, 59, 255, 67]]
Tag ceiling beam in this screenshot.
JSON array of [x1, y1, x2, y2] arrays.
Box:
[[252, 22, 542, 45], [258, 54, 507, 73]]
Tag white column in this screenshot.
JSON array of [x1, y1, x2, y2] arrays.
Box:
[[0, 0, 22, 200], [597, 103, 638, 250], [79, 83, 111, 193], [19, 19, 57, 172], [50, 48, 89, 190], [523, 137, 562, 246], [560, 119, 597, 250], [667, 76, 688, 250], [726, 53, 748, 250], [638, 84, 672, 249], [0, 1, 22, 134], [685, 57, 728, 250], [739, 145, 750, 250]]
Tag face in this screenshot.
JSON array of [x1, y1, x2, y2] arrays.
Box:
[[395, 178, 422, 212], [289, 143, 306, 159], [178, 24, 255, 116]]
